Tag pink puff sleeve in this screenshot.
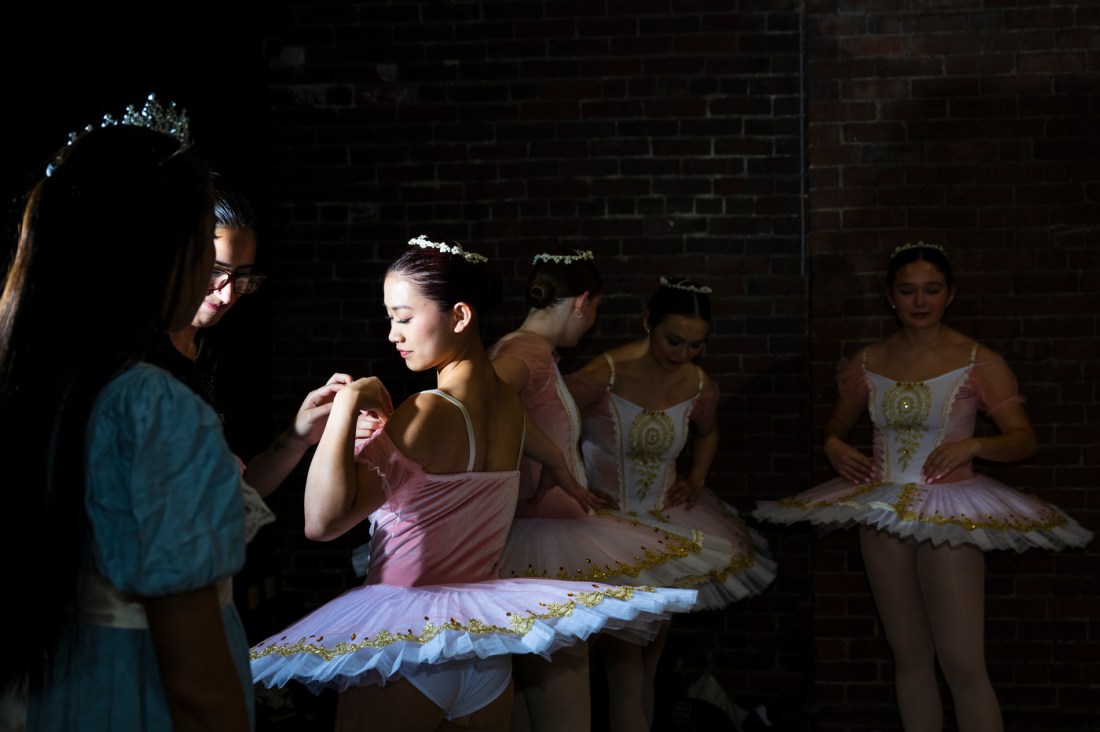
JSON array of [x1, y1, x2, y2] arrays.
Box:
[[969, 352, 1025, 415], [835, 355, 868, 401]]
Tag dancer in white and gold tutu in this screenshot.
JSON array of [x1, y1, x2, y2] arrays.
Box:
[[568, 275, 777, 732], [753, 242, 1092, 732]]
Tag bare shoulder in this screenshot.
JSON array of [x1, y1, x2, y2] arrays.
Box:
[[384, 391, 466, 465]]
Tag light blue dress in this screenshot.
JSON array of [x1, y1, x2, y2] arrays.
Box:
[[26, 363, 253, 731]]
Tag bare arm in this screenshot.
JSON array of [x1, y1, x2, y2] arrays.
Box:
[[145, 585, 249, 732], [921, 399, 1037, 483], [821, 391, 874, 484], [523, 411, 615, 511], [664, 406, 719, 509], [244, 373, 361, 497], [304, 377, 393, 541]]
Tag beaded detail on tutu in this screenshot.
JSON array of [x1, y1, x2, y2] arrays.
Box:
[[249, 579, 696, 694], [754, 353, 1093, 553]]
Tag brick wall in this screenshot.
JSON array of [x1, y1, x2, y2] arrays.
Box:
[[10, 1, 1093, 730], [260, 2, 814, 724], [253, 1, 1099, 729], [256, 3, 1098, 730], [802, 2, 1099, 730]]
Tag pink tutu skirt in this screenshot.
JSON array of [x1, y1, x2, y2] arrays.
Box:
[[250, 578, 697, 694], [753, 475, 1093, 552]]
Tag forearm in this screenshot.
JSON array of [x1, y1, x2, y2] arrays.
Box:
[[970, 426, 1037, 463], [242, 429, 312, 497], [522, 412, 571, 476], [146, 586, 250, 731], [686, 428, 719, 488], [303, 411, 361, 540]]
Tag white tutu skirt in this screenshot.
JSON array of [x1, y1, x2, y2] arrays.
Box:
[[614, 490, 778, 611], [753, 474, 1093, 552], [250, 579, 697, 694], [499, 512, 735, 587]]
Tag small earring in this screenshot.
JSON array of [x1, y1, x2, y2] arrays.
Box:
[[574, 311, 583, 319], [889, 303, 896, 310]]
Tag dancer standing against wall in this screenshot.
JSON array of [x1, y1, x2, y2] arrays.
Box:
[[250, 237, 696, 732], [567, 276, 777, 732], [753, 242, 1093, 731], [1, 96, 253, 730], [489, 250, 743, 732]]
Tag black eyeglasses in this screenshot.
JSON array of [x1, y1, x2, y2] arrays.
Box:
[[209, 268, 266, 295]]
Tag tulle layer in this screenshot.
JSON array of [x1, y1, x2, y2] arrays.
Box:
[[250, 579, 697, 694], [753, 475, 1094, 552], [499, 513, 734, 587], [612, 490, 778, 611]]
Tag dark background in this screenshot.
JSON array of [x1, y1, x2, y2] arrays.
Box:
[[4, 3, 1096, 731]]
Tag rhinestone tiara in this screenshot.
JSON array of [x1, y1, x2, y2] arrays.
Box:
[[73, 94, 190, 149], [660, 276, 712, 295], [408, 235, 487, 264], [47, 94, 192, 177], [891, 241, 946, 258], [532, 250, 594, 266]]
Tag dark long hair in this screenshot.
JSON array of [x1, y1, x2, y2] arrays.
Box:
[[0, 124, 212, 693]]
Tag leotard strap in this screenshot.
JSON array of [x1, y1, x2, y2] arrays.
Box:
[[424, 389, 476, 472], [602, 352, 616, 388]]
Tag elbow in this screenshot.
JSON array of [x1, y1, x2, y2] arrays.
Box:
[[303, 514, 340, 542]]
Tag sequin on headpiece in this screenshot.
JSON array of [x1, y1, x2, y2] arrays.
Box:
[[891, 241, 947, 259], [532, 250, 594, 266], [408, 235, 488, 264], [659, 276, 712, 295]]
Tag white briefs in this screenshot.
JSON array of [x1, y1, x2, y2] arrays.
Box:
[[404, 656, 512, 720]]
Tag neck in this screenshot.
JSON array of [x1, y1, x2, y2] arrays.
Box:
[[518, 303, 570, 348], [169, 325, 200, 361], [899, 323, 949, 349]]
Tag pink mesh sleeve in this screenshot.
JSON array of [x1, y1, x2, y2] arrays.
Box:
[[969, 353, 1025, 415], [835, 356, 868, 401]]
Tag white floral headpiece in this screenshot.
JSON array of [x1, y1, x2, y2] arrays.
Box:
[[408, 235, 487, 263], [532, 250, 594, 266], [891, 241, 946, 258], [660, 276, 712, 295]]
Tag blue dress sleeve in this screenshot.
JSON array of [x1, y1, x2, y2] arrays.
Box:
[[84, 363, 246, 597]]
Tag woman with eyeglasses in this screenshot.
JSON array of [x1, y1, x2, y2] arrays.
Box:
[[1, 99, 253, 731], [147, 175, 360, 504]]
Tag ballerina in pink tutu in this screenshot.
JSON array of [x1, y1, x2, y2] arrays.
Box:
[[249, 238, 696, 732], [753, 242, 1092, 731], [489, 250, 750, 732], [566, 276, 777, 732]]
